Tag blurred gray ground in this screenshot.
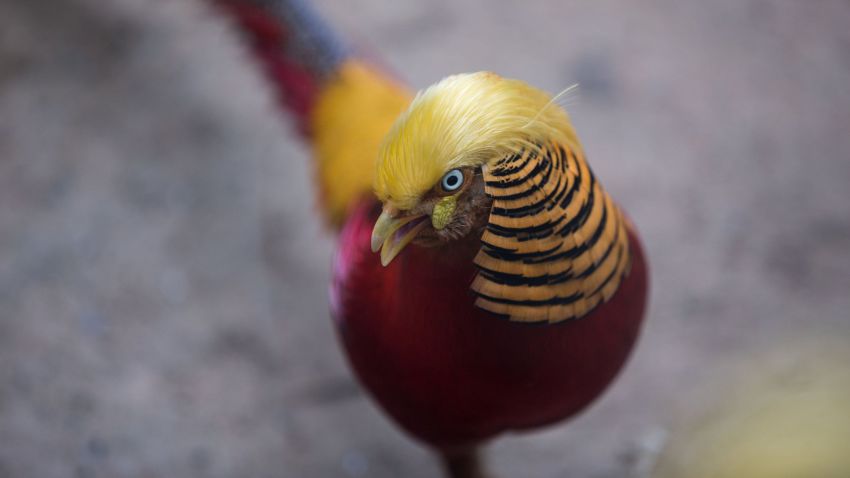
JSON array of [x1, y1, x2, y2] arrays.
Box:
[[1, 0, 849, 477]]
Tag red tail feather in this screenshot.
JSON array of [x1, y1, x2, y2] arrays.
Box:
[[214, 1, 320, 136]]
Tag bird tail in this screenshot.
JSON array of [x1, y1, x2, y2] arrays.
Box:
[[213, 0, 411, 227]]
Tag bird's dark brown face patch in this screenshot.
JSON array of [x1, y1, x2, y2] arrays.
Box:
[[412, 169, 492, 247]]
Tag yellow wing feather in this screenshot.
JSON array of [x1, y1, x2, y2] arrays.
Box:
[[311, 60, 412, 227]]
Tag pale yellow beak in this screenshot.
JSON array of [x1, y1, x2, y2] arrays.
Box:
[[370, 209, 428, 266]]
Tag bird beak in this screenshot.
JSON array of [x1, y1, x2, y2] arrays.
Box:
[[371, 208, 428, 266]]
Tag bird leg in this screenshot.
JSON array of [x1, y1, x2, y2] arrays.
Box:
[[439, 447, 488, 478]]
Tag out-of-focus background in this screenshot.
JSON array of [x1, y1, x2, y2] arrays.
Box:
[[1, 0, 848, 477]]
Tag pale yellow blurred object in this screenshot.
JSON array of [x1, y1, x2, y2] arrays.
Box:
[[652, 340, 850, 478]]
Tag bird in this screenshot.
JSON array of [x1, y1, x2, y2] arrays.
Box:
[[214, 1, 649, 476]]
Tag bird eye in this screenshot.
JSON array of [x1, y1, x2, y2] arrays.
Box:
[[440, 169, 464, 192]]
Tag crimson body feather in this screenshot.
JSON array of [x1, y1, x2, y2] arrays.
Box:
[[334, 200, 647, 448]]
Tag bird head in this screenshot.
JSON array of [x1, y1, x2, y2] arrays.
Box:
[[371, 72, 579, 266]]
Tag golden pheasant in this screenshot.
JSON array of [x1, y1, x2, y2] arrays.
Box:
[[217, 1, 649, 476]]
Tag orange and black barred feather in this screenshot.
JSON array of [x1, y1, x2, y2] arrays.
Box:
[[473, 141, 631, 323]]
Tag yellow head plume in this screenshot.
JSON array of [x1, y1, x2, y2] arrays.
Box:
[[374, 72, 581, 211]]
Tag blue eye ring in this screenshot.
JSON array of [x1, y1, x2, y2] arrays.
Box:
[[440, 169, 464, 192]]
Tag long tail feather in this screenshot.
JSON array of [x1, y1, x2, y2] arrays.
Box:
[[213, 0, 346, 136], [213, 0, 411, 226]]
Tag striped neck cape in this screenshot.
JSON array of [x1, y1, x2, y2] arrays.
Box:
[[472, 141, 632, 323]]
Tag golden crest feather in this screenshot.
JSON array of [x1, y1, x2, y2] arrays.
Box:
[[375, 72, 581, 209]]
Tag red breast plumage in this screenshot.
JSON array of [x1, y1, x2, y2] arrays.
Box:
[[333, 199, 648, 450]]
